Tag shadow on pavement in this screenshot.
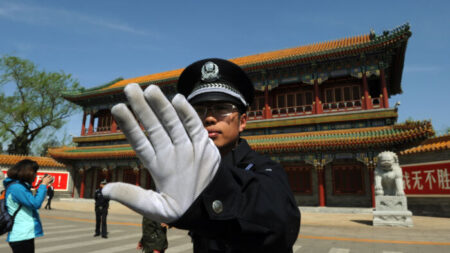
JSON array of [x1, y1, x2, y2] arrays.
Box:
[[350, 220, 373, 226]]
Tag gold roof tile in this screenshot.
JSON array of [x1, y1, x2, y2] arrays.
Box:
[[0, 154, 65, 168], [400, 134, 450, 155]]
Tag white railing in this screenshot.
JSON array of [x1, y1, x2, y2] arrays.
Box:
[[271, 105, 313, 118], [247, 109, 264, 120], [371, 97, 381, 108], [322, 99, 362, 112]]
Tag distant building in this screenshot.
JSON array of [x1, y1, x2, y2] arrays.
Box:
[[49, 24, 436, 208], [0, 154, 71, 197]]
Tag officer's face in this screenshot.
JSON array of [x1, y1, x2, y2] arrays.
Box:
[[194, 102, 247, 154]]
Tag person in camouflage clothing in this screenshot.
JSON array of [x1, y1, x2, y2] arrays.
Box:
[[137, 216, 168, 253]]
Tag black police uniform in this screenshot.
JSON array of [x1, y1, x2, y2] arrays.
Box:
[[172, 57, 300, 253], [44, 185, 54, 209], [94, 187, 109, 237], [174, 138, 300, 253]]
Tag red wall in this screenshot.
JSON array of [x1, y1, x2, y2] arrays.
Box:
[[402, 161, 450, 194]]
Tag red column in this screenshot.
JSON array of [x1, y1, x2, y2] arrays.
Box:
[[314, 79, 323, 114], [88, 112, 94, 134], [79, 169, 85, 198], [380, 68, 389, 108], [135, 168, 140, 186], [111, 119, 117, 133], [362, 73, 373, 110], [317, 167, 325, 207], [81, 111, 87, 136], [264, 86, 272, 119]]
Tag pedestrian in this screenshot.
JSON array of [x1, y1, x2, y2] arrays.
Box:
[[94, 179, 109, 238], [3, 159, 54, 253], [44, 182, 54, 210], [0, 171, 5, 196], [136, 216, 168, 253], [103, 58, 301, 252]]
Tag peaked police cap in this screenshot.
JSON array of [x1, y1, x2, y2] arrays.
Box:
[[177, 58, 254, 111]]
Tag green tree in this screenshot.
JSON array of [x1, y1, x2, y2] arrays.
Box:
[[0, 55, 80, 155], [30, 128, 76, 156]]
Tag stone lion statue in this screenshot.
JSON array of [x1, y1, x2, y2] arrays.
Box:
[[374, 151, 405, 196]]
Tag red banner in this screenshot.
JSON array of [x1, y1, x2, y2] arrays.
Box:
[[402, 162, 450, 195], [2, 170, 69, 191]]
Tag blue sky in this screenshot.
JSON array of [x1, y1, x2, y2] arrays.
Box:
[[1, 0, 449, 142]]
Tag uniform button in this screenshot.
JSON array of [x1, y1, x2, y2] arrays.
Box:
[[212, 200, 223, 214]]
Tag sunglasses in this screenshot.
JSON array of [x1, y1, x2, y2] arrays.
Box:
[[193, 103, 239, 120]]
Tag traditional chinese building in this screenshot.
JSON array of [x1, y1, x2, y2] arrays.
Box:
[[49, 23, 435, 208]]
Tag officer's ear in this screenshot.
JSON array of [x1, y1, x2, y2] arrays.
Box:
[[238, 113, 247, 133]]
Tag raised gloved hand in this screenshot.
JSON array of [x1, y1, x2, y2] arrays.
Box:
[[102, 83, 221, 223]]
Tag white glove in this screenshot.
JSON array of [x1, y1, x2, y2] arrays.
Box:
[[102, 83, 220, 223]]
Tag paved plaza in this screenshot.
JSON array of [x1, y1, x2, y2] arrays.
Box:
[[1, 198, 449, 253]]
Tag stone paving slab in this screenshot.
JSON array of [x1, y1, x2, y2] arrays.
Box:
[[46, 198, 450, 243]]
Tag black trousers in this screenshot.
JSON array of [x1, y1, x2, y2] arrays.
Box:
[[9, 238, 35, 253], [95, 208, 108, 236], [45, 196, 53, 209]]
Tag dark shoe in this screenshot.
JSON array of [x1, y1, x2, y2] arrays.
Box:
[[94, 234, 100, 237], [102, 235, 108, 239]]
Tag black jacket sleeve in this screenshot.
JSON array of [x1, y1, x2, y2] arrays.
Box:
[[171, 140, 300, 252]]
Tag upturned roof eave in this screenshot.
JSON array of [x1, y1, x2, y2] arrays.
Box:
[[63, 24, 411, 101], [49, 120, 433, 160]]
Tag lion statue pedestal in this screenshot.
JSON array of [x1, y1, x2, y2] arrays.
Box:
[[373, 196, 413, 227], [372, 151, 413, 227]]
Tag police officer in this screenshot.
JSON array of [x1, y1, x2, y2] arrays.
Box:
[[94, 180, 109, 238], [44, 182, 54, 210], [103, 58, 300, 252]]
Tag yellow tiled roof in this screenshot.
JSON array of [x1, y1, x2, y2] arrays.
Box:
[[400, 134, 450, 155], [64, 23, 411, 101], [104, 69, 184, 91], [49, 121, 433, 159], [0, 154, 66, 168], [104, 34, 371, 91]]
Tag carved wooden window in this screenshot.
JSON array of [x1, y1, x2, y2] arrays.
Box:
[[285, 166, 312, 194], [296, 93, 304, 105], [305, 92, 313, 105], [287, 94, 295, 107], [277, 94, 285, 108], [344, 87, 351, 101], [326, 89, 333, 103], [324, 85, 361, 103], [93, 109, 112, 132], [352, 86, 361, 100], [276, 91, 313, 108], [332, 164, 365, 195], [250, 95, 265, 111], [335, 88, 343, 102]]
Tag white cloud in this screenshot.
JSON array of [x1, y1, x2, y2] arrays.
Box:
[[0, 2, 151, 36]]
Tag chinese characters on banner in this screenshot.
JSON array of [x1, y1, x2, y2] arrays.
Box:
[[1, 170, 69, 191], [402, 162, 450, 194]]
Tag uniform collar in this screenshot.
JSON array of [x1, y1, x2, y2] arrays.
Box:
[[221, 138, 252, 167]]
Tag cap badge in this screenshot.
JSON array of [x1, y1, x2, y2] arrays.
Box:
[[201, 61, 220, 82]]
